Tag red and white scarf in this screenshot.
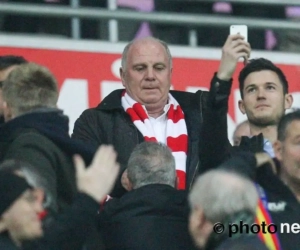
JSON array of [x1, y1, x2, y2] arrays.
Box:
[[121, 91, 188, 189]]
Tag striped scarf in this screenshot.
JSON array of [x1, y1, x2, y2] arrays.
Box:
[[121, 91, 188, 189], [256, 185, 282, 250]]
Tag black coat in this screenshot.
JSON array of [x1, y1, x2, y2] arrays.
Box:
[[0, 109, 96, 213], [72, 74, 232, 197], [208, 235, 268, 250], [23, 193, 102, 250], [0, 233, 20, 250], [98, 184, 197, 250]]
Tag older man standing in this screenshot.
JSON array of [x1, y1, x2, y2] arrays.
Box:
[[72, 36, 250, 197]]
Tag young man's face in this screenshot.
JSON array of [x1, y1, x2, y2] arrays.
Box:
[[2, 189, 43, 244], [239, 70, 292, 127], [275, 120, 300, 185]]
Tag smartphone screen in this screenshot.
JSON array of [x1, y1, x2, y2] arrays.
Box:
[[230, 25, 248, 42]]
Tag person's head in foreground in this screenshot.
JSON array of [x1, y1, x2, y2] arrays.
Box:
[[188, 170, 258, 249], [2, 62, 58, 122], [124, 141, 176, 190], [0, 171, 43, 247]]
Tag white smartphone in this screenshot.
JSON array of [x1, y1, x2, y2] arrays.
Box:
[[230, 25, 248, 42]]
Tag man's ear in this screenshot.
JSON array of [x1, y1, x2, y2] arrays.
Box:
[[284, 94, 293, 110], [238, 100, 246, 115], [193, 206, 206, 229], [274, 140, 283, 161], [121, 169, 133, 191], [119, 67, 126, 88], [3, 101, 13, 122]]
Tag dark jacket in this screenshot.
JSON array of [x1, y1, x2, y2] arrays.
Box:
[[209, 235, 268, 250], [218, 152, 300, 250], [0, 233, 20, 250], [23, 193, 102, 250], [72, 74, 232, 197], [0, 109, 96, 213], [98, 184, 197, 250]]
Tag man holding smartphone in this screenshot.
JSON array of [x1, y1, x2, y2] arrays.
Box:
[[201, 30, 298, 250]]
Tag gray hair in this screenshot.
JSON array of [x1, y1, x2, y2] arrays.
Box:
[[121, 37, 173, 71], [2, 63, 58, 117], [189, 170, 258, 223], [127, 141, 176, 189]]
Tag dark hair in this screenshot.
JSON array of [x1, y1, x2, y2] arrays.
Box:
[[239, 58, 289, 99], [0, 55, 28, 70], [277, 109, 300, 141]]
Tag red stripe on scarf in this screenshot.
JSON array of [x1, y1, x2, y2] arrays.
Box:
[[122, 92, 188, 190], [168, 104, 185, 123], [144, 137, 157, 142], [167, 135, 188, 152]]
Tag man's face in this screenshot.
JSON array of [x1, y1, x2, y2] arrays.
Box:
[[239, 70, 292, 127], [120, 39, 172, 108], [275, 120, 300, 185], [2, 190, 43, 243]]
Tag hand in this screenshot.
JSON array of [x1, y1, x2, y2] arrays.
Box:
[[255, 152, 277, 174], [217, 34, 251, 81], [74, 145, 120, 202]]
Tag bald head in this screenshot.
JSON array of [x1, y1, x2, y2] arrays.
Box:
[[121, 37, 172, 71], [233, 120, 250, 146]]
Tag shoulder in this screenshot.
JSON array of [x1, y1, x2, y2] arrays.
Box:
[[76, 89, 125, 120], [9, 129, 52, 147], [5, 130, 64, 162], [170, 90, 209, 110]]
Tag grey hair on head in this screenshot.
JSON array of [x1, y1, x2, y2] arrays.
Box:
[[121, 37, 173, 71], [127, 141, 176, 189]]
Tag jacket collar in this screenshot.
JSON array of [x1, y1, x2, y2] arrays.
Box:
[[96, 89, 124, 110]]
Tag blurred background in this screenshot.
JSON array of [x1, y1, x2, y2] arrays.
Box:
[[0, 0, 300, 52]]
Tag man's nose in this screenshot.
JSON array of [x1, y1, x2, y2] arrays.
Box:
[[145, 68, 155, 80], [257, 87, 266, 99]]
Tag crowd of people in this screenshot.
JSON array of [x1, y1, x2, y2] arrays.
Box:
[[0, 33, 299, 250]]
